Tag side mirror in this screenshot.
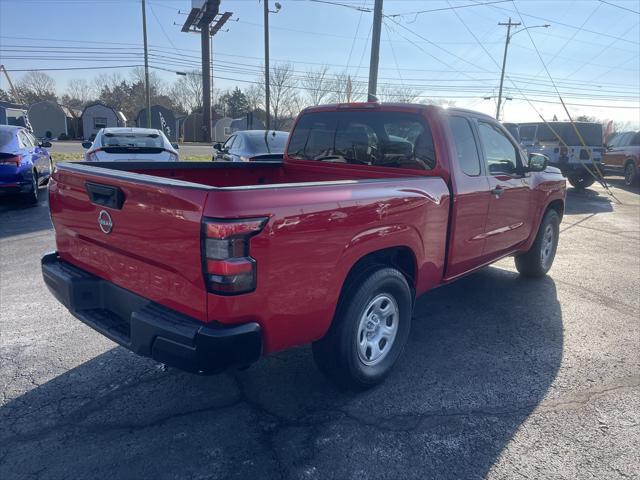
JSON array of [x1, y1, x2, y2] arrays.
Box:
[[528, 153, 548, 172], [40, 141, 52, 148], [213, 143, 222, 151], [81, 141, 92, 149], [171, 143, 179, 150]]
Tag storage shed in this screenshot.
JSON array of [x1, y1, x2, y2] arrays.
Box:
[[213, 117, 233, 142], [81, 102, 126, 140], [136, 105, 177, 142], [182, 112, 204, 142], [28, 100, 70, 139]]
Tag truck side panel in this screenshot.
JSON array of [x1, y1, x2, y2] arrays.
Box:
[[202, 177, 450, 354]]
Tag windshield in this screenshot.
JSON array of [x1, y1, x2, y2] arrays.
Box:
[[537, 123, 603, 146], [519, 125, 537, 142], [101, 132, 164, 149], [246, 132, 288, 153]]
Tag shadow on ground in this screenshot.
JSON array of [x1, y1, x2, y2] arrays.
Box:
[[1, 267, 563, 479], [565, 186, 614, 215], [0, 188, 51, 239]]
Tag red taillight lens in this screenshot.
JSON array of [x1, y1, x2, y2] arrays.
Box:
[[0, 154, 21, 166], [202, 217, 268, 295]]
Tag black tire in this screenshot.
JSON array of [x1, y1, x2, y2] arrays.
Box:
[[515, 209, 560, 278], [567, 173, 596, 190], [624, 161, 638, 186], [312, 266, 413, 390], [22, 170, 39, 205]]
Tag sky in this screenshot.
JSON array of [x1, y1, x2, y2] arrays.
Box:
[[0, 0, 639, 126]]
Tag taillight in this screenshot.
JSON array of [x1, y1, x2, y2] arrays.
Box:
[[0, 154, 21, 166], [202, 217, 268, 295], [86, 149, 101, 162]]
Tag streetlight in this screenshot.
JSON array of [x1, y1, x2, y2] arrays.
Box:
[[495, 18, 550, 120], [263, 1, 281, 131]]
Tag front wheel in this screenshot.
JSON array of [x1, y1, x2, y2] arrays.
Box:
[[515, 209, 560, 278], [624, 162, 638, 186], [312, 267, 413, 390], [567, 173, 596, 190]]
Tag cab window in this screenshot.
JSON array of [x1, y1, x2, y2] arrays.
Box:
[[477, 121, 520, 175], [288, 111, 436, 170], [447, 116, 481, 176]]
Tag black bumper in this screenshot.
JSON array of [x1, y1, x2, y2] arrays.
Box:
[[41, 252, 262, 374]]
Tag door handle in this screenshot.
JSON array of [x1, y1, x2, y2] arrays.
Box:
[[490, 186, 504, 197]]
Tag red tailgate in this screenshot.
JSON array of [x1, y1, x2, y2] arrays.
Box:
[[49, 164, 210, 321]]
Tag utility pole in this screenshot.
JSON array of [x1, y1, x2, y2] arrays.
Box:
[[201, 26, 211, 142], [141, 0, 151, 127], [496, 17, 520, 120], [263, 0, 271, 130], [367, 0, 383, 101]]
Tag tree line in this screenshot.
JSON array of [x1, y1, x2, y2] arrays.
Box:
[[0, 64, 432, 130]]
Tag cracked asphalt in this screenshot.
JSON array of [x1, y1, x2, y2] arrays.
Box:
[[1, 178, 638, 480]]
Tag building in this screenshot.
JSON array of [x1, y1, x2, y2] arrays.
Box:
[[213, 117, 233, 142], [136, 105, 178, 142], [0, 101, 29, 128], [81, 102, 126, 140], [28, 100, 80, 139], [182, 112, 204, 142]]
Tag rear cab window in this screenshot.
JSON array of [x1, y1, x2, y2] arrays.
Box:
[[287, 110, 436, 170], [100, 131, 164, 152], [447, 116, 481, 176]]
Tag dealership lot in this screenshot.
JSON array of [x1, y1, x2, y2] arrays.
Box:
[[1, 180, 638, 479]]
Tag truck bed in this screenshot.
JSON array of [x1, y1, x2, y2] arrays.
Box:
[[68, 160, 432, 189]]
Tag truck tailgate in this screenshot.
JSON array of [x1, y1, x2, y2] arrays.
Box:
[[49, 163, 210, 320]]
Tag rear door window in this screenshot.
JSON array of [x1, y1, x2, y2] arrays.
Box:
[[287, 110, 436, 170], [447, 116, 481, 176]]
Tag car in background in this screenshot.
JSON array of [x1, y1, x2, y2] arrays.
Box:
[[503, 122, 520, 143], [603, 131, 640, 186], [82, 128, 179, 162], [213, 130, 288, 162], [518, 121, 604, 189], [0, 125, 52, 204]]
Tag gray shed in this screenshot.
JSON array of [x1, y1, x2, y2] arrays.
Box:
[[213, 117, 233, 142], [81, 103, 126, 140], [28, 100, 79, 138], [136, 105, 177, 142], [0, 101, 29, 128], [182, 112, 204, 142]]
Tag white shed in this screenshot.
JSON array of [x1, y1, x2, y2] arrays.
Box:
[[81, 103, 126, 140]]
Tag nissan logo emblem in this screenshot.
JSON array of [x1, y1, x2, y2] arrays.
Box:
[[98, 210, 113, 234]]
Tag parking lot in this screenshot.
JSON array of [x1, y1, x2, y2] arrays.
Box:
[[1, 179, 638, 479], [47, 141, 214, 162]]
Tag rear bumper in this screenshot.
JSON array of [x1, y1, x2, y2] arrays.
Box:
[[41, 252, 262, 374]]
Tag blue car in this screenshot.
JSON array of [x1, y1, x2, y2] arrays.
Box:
[[0, 125, 53, 204]]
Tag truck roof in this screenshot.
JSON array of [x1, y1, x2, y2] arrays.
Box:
[[300, 102, 496, 121]]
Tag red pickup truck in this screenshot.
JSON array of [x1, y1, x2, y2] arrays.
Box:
[[42, 103, 566, 389]]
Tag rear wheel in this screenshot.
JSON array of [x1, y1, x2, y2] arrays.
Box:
[[624, 161, 638, 186], [312, 266, 413, 390], [22, 170, 39, 205], [515, 209, 560, 278], [567, 173, 596, 190]]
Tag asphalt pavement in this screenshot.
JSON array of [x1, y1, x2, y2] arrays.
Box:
[[1, 178, 638, 479]]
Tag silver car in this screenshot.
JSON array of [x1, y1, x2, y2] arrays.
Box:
[[82, 127, 179, 162]]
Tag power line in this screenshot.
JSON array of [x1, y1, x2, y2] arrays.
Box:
[[599, 0, 640, 15]]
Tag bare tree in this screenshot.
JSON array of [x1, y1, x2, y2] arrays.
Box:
[[244, 83, 263, 112], [301, 66, 331, 106], [17, 71, 56, 103], [63, 79, 95, 107], [130, 66, 166, 96], [377, 83, 423, 103], [269, 63, 299, 130], [170, 71, 203, 113], [329, 71, 365, 103], [93, 72, 124, 95]]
